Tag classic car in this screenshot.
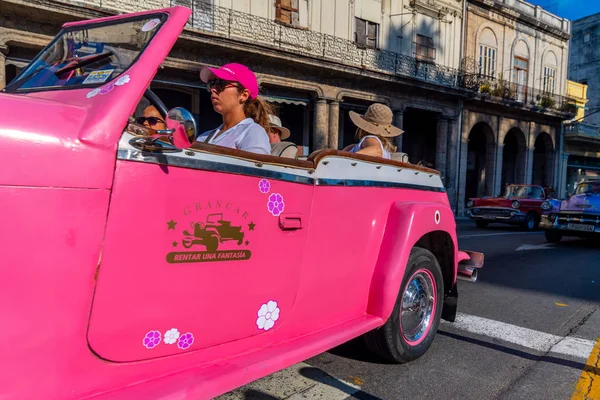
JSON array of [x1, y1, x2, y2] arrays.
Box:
[[540, 178, 600, 242], [0, 6, 484, 400], [466, 184, 557, 230], [182, 213, 245, 251]]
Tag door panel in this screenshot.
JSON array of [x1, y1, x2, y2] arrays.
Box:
[[87, 157, 312, 362]]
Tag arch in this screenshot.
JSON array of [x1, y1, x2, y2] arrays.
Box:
[[544, 50, 558, 67], [479, 27, 498, 47], [257, 75, 324, 98], [474, 22, 501, 56], [532, 132, 555, 187], [502, 127, 527, 186], [0, 27, 51, 48], [466, 122, 497, 199], [513, 38, 530, 59], [337, 90, 392, 106]]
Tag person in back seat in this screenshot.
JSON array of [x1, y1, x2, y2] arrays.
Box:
[[343, 103, 402, 159], [268, 115, 298, 159]]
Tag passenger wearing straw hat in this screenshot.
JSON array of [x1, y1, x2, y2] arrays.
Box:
[[344, 103, 403, 159], [268, 114, 298, 159]]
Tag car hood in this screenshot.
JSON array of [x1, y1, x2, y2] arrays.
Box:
[[472, 197, 513, 207], [560, 194, 600, 213]]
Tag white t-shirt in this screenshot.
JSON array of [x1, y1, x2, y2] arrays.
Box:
[[349, 135, 391, 159], [197, 118, 271, 155]]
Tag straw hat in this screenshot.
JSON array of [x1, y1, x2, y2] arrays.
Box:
[[268, 114, 291, 140], [349, 103, 403, 138]]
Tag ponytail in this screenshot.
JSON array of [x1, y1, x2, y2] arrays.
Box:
[[244, 96, 274, 133]]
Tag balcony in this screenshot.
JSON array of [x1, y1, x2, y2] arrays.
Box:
[[564, 123, 600, 142]]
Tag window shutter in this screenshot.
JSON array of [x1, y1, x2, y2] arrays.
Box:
[[291, 0, 299, 26], [355, 17, 367, 47]]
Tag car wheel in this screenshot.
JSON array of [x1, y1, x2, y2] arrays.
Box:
[[545, 230, 562, 243], [364, 246, 444, 363], [523, 212, 538, 231], [475, 221, 489, 228], [205, 234, 219, 252]]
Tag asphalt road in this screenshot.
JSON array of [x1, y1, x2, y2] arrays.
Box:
[[218, 221, 600, 400]]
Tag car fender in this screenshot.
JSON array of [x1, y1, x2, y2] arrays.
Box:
[[366, 200, 457, 322]]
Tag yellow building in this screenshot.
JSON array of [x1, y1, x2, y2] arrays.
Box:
[[566, 80, 588, 121]]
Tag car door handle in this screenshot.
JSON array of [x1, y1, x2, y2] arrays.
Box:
[[279, 214, 303, 230]]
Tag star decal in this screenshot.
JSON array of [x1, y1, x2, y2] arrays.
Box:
[[248, 221, 256, 231], [172, 241, 178, 248], [245, 240, 250, 246], [167, 219, 177, 230]]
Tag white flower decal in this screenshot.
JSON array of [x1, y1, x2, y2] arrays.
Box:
[[164, 328, 180, 345], [86, 87, 101, 98], [256, 300, 280, 331], [115, 74, 131, 86]]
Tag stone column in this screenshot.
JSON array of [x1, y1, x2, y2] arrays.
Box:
[[313, 99, 329, 150], [393, 110, 404, 152], [457, 117, 471, 216], [494, 144, 504, 197], [525, 148, 534, 184], [445, 118, 459, 212], [559, 153, 570, 198], [328, 100, 340, 150], [0, 45, 8, 91], [435, 117, 449, 183]]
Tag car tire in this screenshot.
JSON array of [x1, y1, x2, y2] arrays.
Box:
[[364, 246, 444, 363], [545, 230, 562, 243], [205, 234, 219, 252], [475, 221, 489, 228], [523, 212, 538, 231]]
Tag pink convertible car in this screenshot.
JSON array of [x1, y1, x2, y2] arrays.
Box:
[[0, 6, 483, 399]]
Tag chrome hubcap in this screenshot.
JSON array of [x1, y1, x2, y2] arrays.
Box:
[[400, 271, 435, 343]]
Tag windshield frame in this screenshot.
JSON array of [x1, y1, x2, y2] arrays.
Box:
[[2, 12, 168, 94]]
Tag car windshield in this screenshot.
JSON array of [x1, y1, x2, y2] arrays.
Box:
[[4, 14, 166, 92], [575, 182, 600, 195], [502, 185, 544, 199]]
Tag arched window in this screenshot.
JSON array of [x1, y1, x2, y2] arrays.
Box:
[[478, 28, 497, 78], [512, 39, 530, 101], [543, 51, 558, 94]]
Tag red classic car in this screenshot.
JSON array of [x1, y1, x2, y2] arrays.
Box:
[[466, 184, 557, 230]]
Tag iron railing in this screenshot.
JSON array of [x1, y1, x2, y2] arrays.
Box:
[[564, 122, 600, 139]]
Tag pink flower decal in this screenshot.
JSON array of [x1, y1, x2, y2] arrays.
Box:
[[86, 87, 101, 99], [143, 330, 161, 349], [258, 179, 270, 193], [99, 83, 114, 95], [177, 332, 194, 350], [115, 74, 130, 86], [267, 193, 285, 216]]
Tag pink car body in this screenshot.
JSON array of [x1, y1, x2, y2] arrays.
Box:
[[0, 6, 483, 399]]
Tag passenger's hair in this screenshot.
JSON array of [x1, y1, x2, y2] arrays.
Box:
[[236, 86, 274, 133], [355, 128, 397, 153]]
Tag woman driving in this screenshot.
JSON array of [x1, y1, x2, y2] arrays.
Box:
[[197, 63, 272, 155]]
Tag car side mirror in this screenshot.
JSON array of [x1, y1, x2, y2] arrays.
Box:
[[166, 107, 197, 149]]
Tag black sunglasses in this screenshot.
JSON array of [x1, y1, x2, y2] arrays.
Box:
[[206, 78, 241, 93], [136, 116, 165, 126]]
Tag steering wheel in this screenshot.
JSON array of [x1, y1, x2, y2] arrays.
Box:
[[144, 88, 169, 118]]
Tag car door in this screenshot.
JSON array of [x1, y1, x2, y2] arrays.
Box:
[[87, 134, 314, 362]]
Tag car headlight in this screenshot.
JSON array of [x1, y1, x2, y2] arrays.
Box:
[[541, 201, 552, 211], [467, 200, 474, 208], [512, 200, 520, 209]]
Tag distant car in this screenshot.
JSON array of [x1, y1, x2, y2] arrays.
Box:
[[540, 179, 600, 242], [466, 184, 557, 230]]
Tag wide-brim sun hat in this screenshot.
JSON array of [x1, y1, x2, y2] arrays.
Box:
[[200, 63, 259, 100], [349, 103, 403, 138], [268, 114, 291, 140]]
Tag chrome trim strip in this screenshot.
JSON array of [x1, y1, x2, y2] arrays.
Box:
[[117, 149, 315, 185], [316, 178, 446, 192]]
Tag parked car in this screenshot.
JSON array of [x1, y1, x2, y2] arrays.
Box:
[[540, 178, 600, 242], [0, 6, 484, 400], [466, 184, 557, 230]]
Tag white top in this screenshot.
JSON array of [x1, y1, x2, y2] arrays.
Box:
[[349, 135, 391, 159], [197, 118, 271, 155]]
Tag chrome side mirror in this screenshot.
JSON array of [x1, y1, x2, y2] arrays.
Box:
[[166, 107, 197, 149]]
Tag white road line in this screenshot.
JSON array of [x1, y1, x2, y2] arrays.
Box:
[[441, 313, 596, 359], [458, 232, 542, 239], [216, 362, 360, 400]]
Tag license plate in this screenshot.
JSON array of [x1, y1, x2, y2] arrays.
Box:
[[567, 223, 595, 232], [483, 215, 496, 220]]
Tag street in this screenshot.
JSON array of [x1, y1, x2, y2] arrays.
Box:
[[218, 221, 600, 400]]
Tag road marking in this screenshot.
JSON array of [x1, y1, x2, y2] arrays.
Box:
[[555, 302, 569, 307], [570, 338, 600, 400], [216, 362, 360, 400], [442, 313, 596, 359], [458, 231, 541, 239], [515, 243, 556, 251]]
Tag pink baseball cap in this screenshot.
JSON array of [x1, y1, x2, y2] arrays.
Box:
[[200, 63, 259, 99]]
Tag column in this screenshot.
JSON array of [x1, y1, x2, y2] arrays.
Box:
[[0, 45, 8, 90], [393, 110, 404, 152], [494, 144, 504, 197], [445, 118, 459, 212], [313, 99, 329, 151], [302, 107, 310, 156], [525, 148, 534, 184], [435, 117, 449, 183], [328, 100, 340, 150], [457, 118, 470, 216], [559, 153, 570, 198]]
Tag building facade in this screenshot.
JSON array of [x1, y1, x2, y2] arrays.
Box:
[[0, 0, 575, 214]]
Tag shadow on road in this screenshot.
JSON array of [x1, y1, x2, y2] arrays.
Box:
[[298, 366, 384, 400]]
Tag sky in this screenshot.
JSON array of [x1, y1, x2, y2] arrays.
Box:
[[525, 0, 600, 21]]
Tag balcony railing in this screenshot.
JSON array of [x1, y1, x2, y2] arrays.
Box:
[[564, 123, 600, 139]]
